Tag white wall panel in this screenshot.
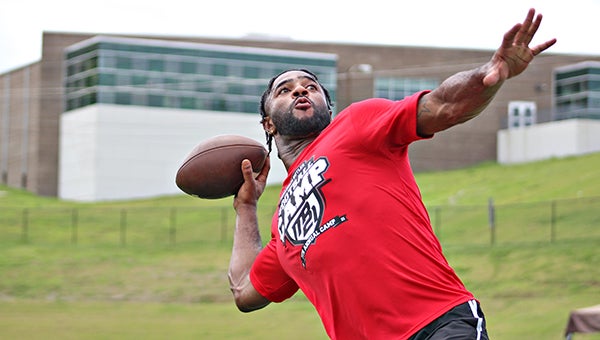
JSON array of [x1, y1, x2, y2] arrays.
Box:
[[59, 104, 285, 201], [497, 119, 600, 164]]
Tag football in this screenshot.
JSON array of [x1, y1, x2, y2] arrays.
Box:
[[175, 135, 268, 199]]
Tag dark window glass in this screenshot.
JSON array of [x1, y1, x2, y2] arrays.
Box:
[[180, 62, 196, 74], [588, 80, 600, 91], [132, 75, 148, 86], [99, 73, 116, 86], [212, 64, 227, 76], [556, 69, 588, 80], [116, 56, 132, 69], [148, 94, 164, 107], [149, 59, 164, 72], [212, 98, 226, 111], [243, 100, 258, 114], [67, 64, 77, 77], [181, 97, 196, 109], [67, 98, 77, 111], [229, 83, 243, 95], [83, 56, 98, 72], [132, 58, 147, 70], [85, 74, 98, 87], [243, 66, 260, 78], [115, 92, 131, 105]]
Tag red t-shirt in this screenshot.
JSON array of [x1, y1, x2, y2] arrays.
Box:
[[250, 92, 474, 339]]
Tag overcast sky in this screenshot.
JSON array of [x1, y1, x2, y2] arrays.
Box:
[[1, 0, 599, 73]]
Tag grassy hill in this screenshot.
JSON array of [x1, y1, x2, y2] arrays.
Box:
[[4, 151, 599, 208], [416, 153, 600, 206], [1, 153, 599, 339]]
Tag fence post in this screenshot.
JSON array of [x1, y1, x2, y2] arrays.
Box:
[[488, 198, 496, 246], [71, 208, 78, 245], [21, 208, 29, 243], [550, 200, 557, 243], [433, 206, 441, 241], [170, 207, 177, 246], [120, 209, 127, 247], [221, 207, 228, 242]]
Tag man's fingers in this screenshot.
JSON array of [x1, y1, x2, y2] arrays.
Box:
[[256, 157, 270, 183], [526, 13, 543, 43], [531, 38, 557, 56], [515, 8, 536, 45], [501, 23, 521, 49], [241, 159, 254, 182]]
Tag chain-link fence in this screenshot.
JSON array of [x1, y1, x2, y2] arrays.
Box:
[[1, 196, 599, 247]]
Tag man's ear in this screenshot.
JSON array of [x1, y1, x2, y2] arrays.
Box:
[[262, 116, 275, 135]]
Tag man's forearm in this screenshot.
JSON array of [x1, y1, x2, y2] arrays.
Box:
[[228, 203, 271, 312], [229, 204, 262, 289], [418, 62, 504, 136], [437, 63, 503, 124]]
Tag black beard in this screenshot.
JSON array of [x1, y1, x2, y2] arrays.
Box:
[[272, 100, 331, 137]]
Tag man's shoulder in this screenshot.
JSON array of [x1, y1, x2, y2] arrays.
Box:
[[348, 97, 394, 109], [340, 92, 426, 117], [333, 98, 394, 120]]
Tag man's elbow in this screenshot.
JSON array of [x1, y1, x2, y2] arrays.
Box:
[[231, 287, 270, 313], [235, 300, 266, 313]]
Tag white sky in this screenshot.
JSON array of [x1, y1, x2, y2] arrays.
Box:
[[1, 0, 599, 73]]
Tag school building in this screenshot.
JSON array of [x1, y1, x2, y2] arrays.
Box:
[[1, 32, 599, 201]]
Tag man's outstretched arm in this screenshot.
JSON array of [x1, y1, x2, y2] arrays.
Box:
[[416, 8, 557, 137]]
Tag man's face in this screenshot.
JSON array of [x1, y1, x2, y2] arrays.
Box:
[[265, 70, 331, 138]]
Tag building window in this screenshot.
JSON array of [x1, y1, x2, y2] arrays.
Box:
[[131, 93, 146, 106], [85, 56, 98, 71], [211, 64, 228, 76], [180, 97, 196, 109], [132, 75, 148, 86], [243, 100, 258, 113], [132, 58, 148, 71], [180, 61, 196, 74], [115, 92, 131, 105], [148, 94, 164, 107], [165, 60, 179, 73], [85, 74, 98, 87], [64, 36, 337, 113], [243, 66, 261, 79], [98, 73, 116, 86], [508, 101, 537, 129], [148, 59, 164, 72], [116, 56, 132, 69], [553, 61, 600, 120], [375, 77, 438, 101], [229, 83, 244, 95]]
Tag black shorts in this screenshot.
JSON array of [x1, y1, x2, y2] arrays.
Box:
[[408, 300, 489, 340]]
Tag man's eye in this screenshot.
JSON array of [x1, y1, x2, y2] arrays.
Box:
[[307, 85, 317, 90]]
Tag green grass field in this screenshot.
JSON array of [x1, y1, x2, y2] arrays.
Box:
[[1, 153, 600, 339]]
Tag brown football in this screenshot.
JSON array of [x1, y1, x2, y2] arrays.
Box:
[[175, 135, 268, 199]]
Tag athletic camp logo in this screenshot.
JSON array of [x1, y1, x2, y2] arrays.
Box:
[[278, 157, 347, 268]]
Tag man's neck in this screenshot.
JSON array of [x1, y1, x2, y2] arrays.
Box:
[[274, 134, 319, 170]]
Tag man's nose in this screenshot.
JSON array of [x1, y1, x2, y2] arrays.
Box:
[[292, 86, 308, 97]]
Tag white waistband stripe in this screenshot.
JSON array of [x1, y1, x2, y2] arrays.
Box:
[[468, 300, 483, 340]]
